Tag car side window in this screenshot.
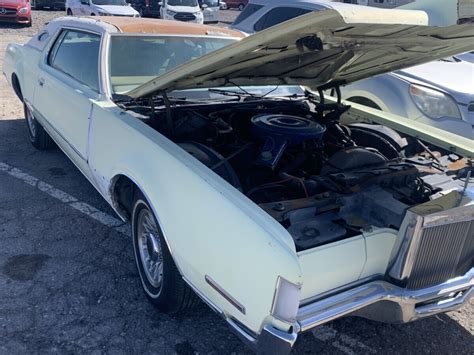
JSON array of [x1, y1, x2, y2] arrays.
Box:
[[48, 29, 101, 92], [233, 3, 263, 25], [253, 7, 313, 32]]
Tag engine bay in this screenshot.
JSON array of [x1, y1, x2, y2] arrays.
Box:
[[118, 94, 473, 251]]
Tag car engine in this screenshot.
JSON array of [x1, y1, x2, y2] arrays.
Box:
[[120, 95, 473, 251]]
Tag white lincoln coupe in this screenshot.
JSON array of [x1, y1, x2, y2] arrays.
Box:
[[3, 8, 474, 353]]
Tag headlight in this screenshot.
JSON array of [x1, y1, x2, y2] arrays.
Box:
[[98, 11, 109, 15], [18, 6, 29, 13], [409, 84, 462, 120], [271, 277, 301, 323], [166, 9, 176, 16]]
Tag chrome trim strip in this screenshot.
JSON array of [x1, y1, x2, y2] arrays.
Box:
[[300, 275, 383, 307], [109, 33, 242, 40], [297, 268, 474, 333], [423, 204, 474, 227], [205, 274, 246, 314]]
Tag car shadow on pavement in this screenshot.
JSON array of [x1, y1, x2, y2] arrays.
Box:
[[0, 23, 29, 29]]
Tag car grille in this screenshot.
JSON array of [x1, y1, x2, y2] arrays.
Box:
[[174, 12, 196, 21], [406, 219, 474, 289], [389, 197, 474, 290], [0, 7, 17, 15]]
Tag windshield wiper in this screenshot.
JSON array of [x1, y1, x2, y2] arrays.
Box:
[[208, 88, 255, 99]]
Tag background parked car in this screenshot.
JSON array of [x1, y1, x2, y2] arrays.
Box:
[[31, 0, 65, 10], [231, 0, 330, 33], [66, 0, 139, 16], [340, 59, 474, 139], [224, 0, 247, 11], [0, 0, 32, 26], [198, 0, 219, 23], [128, 0, 161, 16], [160, 0, 204, 24], [230, 0, 474, 139]]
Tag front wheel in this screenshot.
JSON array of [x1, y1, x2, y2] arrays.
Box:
[[132, 195, 199, 313], [24, 103, 55, 150]]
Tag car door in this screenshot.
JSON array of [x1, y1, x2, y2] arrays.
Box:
[[79, 0, 92, 15], [33, 29, 102, 175]]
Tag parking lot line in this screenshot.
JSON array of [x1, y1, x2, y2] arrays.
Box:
[[0, 161, 131, 236]]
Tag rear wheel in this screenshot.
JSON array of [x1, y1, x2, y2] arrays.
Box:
[[238, 3, 244, 10], [24, 103, 55, 150], [132, 195, 199, 313]]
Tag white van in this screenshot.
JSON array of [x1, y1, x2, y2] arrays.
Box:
[[66, 0, 140, 16], [159, 0, 204, 24], [200, 0, 220, 23]]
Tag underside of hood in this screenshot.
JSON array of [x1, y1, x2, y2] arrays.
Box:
[[126, 5, 474, 99]]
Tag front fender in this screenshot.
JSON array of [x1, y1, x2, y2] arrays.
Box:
[[88, 104, 302, 333], [341, 74, 414, 118]]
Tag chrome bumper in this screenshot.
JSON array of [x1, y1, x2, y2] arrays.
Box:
[[297, 268, 473, 333], [231, 268, 473, 354]]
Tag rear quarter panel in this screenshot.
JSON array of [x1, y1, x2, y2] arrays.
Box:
[[3, 42, 43, 105]]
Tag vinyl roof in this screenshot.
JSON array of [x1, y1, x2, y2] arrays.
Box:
[[90, 17, 245, 37]]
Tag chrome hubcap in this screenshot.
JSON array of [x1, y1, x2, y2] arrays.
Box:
[[137, 208, 163, 288], [26, 106, 37, 138]]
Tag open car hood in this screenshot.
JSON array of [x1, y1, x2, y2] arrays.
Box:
[[126, 4, 474, 99]]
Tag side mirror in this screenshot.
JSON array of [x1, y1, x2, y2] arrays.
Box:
[[158, 1, 162, 5], [201, 3, 207, 9], [80, 0, 89, 5]]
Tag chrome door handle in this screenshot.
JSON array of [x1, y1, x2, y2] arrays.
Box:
[[38, 78, 45, 87]]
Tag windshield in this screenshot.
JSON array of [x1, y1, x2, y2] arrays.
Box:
[[455, 51, 474, 64], [109, 35, 236, 94], [91, 0, 126, 5], [167, 0, 198, 6]]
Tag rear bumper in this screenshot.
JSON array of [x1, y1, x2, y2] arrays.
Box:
[[233, 268, 473, 354]]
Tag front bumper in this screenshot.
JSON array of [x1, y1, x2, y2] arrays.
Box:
[[0, 15, 31, 24], [231, 268, 473, 354]]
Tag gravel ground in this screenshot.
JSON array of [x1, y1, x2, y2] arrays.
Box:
[[1, 9, 473, 355]]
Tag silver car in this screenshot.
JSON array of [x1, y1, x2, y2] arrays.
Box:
[[341, 57, 474, 139], [231, 0, 474, 139]]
